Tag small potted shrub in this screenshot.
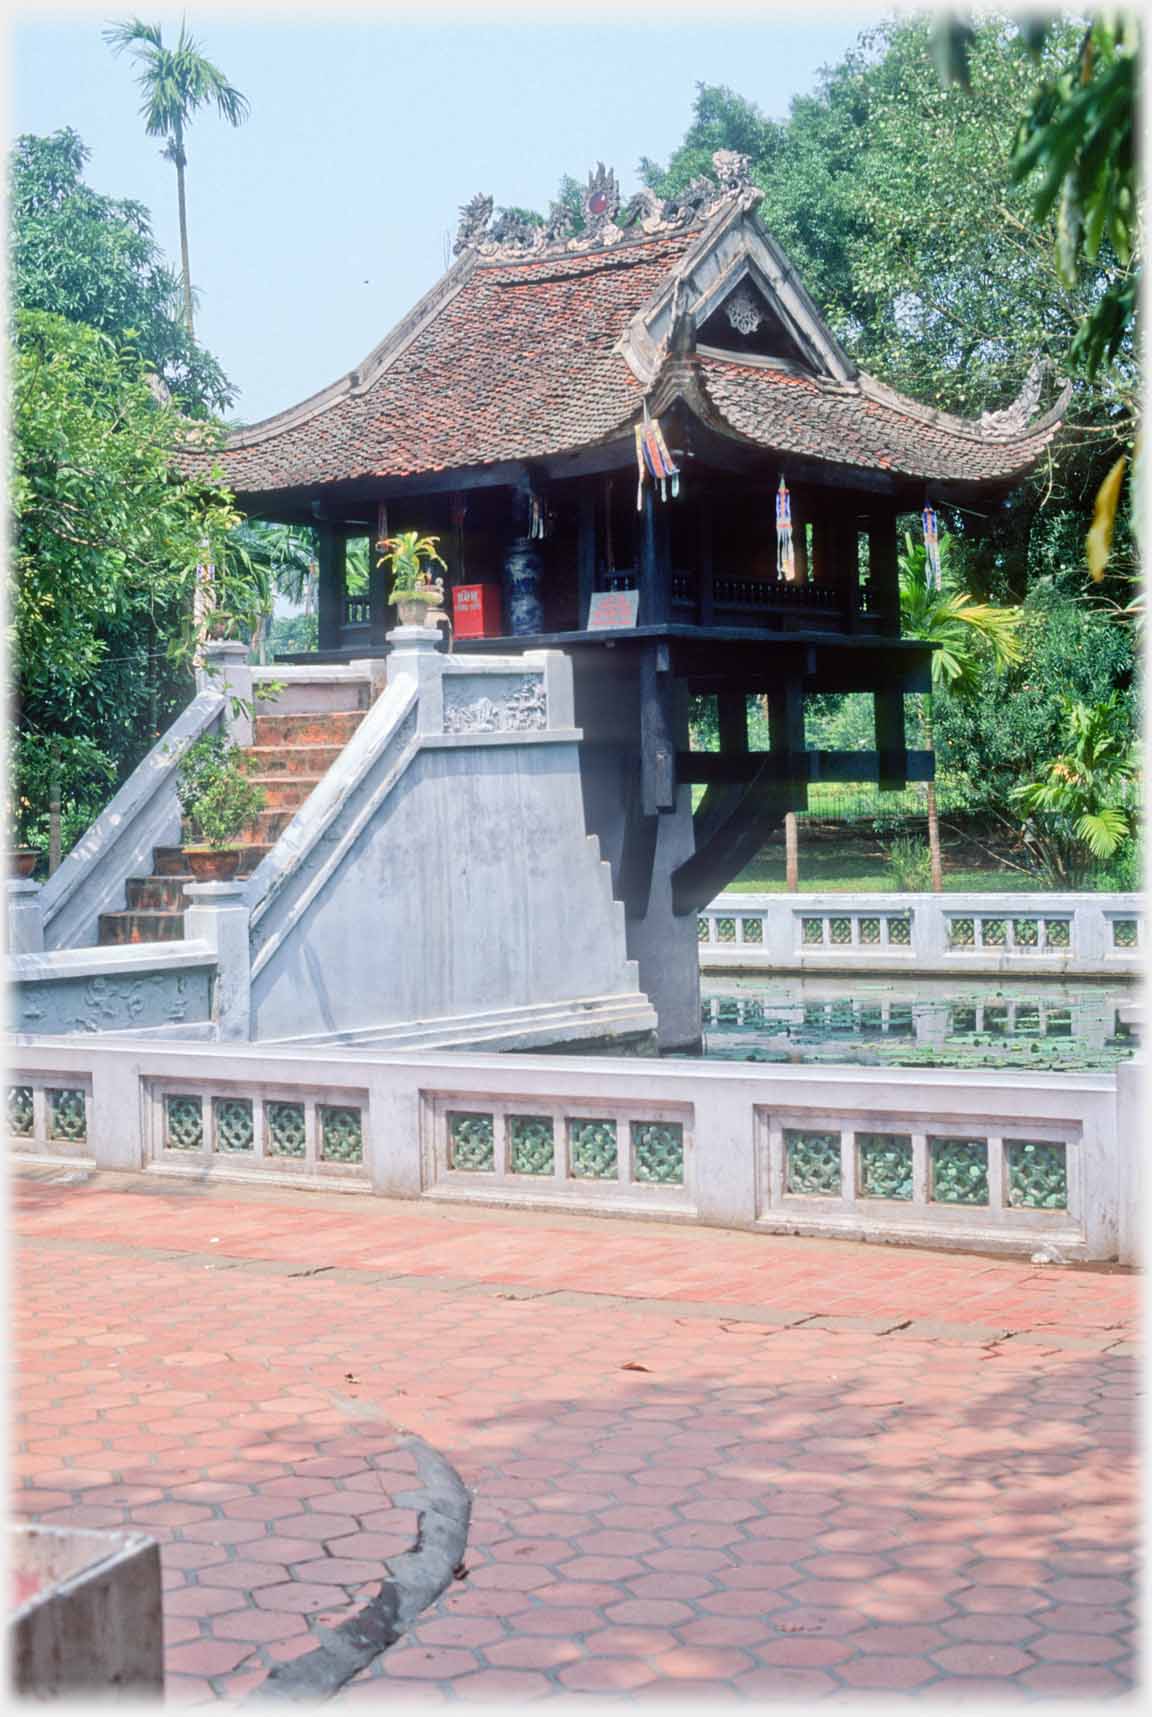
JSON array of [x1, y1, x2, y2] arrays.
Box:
[[7, 784, 39, 878], [177, 734, 266, 881], [377, 530, 447, 627]]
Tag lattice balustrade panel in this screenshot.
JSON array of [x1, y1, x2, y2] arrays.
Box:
[[830, 917, 853, 945], [741, 917, 763, 944], [569, 1118, 618, 1179], [980, 918, 1007, 947], [716, 917, 737, 944], [950, 1006, 977, 1035], [632, 1121, 684, 1185], [948, 917, 976, 948], [47, 1088, 86, 1142], [1006, 1140, 1069, 1209], [984, 1006, 1009, 1035], [857, 1133, 914, 1201], [1044, 918, 1071, 949], [784, 1129, 843, 1197], [801, 917, 825, 945], [929, 1137, 989, 1204], [887, 916, 912, 946], [697, 916, 711, 943], [509, 1115, 554, 1176], [1013, 917, 1040, 947], [165, 1094, 203, 1151], [214, 1097, 254, 1153], [8, 1086, 34, 1137], [447, 1111, 494, 1172], [320, 1106, 364, 1165], [859, 917, 881, 945], [1112, 918, 1138, 948], [266, 1101, 306, 1158]]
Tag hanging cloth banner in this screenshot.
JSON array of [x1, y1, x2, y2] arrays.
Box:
[[635, 403, 680, 509], [923, 505, 941, 590], [776, 477, 796, 583]]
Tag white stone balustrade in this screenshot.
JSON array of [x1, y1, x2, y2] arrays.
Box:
[[698, 891, 1143, 977]]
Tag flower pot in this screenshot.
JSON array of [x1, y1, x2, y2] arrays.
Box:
[[9, 848, 39, 880], [396, 594, 443, 627], [184, 847, 242, 882]]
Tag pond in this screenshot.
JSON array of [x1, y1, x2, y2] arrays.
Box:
[[700, 974, 1136, 1072]]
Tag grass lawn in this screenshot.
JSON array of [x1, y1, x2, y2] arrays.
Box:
[[729, 846, 1051, 894]]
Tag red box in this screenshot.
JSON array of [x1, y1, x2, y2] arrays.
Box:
[[452, 583, 503, 639]]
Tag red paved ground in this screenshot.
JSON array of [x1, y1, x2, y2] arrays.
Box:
[[12, 1169, 1140, 1704]]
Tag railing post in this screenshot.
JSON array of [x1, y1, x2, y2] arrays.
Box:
[[184, 881, 251, 1041], [197, 641, 253, 746], [7, 880, 45, 955], [387, 625, 446, 735]]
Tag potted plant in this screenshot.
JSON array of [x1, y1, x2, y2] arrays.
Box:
[[377, 530, 447, 627], [7, 782, 39, 878], [177, 734, 266, 881]]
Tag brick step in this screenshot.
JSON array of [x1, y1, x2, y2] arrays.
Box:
[[152, 844, 272, 877], [244, 775, 323, 810], [126, 877, 190, 912], [241, 745, 344, 777], [98, 910, 187, 946], [251, 711, 366, 748]]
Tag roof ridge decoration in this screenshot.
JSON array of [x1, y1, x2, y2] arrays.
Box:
[[454, 151, 755, 264]]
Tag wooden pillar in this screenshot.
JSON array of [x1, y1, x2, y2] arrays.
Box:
[[638, 488, 670, 625], [577, 482, 596, 630], [316, 522, 346, 652], [766, 675, 808, 813], [828, 511, 860, 633], [698, 495, 715, 624], [867, 503, 901, 637], [875, 687, 908, 792], [369, 502, 391, 645]]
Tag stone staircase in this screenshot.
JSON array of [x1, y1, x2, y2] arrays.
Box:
[[97, 704, 368, 946]]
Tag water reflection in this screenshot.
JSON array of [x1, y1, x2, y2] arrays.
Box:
[[701, 974, 1135, 1070]]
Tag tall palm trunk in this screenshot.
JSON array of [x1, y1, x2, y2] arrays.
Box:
[[173, 130, 194, 335], [923, 693, 943, 892]]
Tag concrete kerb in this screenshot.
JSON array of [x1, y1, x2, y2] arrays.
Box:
[[247, 1434, 471, 1703]]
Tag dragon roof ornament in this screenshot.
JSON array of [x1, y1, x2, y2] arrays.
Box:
[[978, 358, 1056, 439], [454, 150, 756, 263]]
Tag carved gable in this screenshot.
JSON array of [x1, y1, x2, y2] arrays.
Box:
[[696, 277, 816, 369]]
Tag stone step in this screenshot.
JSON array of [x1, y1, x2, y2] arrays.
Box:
[[245, 775, 323, 811], [97, 910, 187, 946], [242, 745, 344, 777], [152, 844, 272, 877], [251, 710, 366, 748], [126, 877, 189, 912]]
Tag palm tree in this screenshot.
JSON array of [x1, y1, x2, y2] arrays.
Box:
[[105, 19, 249, 335], [898, 532, 1023, 891]]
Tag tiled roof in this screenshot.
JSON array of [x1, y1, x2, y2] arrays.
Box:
[[696, 358, 1065, 485], [184, 234, 692, 496], [181, 224, 1064, 498]]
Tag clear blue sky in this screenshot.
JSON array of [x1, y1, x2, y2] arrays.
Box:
[[9, 5, 879, 424]]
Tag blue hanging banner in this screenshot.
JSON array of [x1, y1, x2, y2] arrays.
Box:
[[923, 506, 941, 590], [776, 477, 796, 582]]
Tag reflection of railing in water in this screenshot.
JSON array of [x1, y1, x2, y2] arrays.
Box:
[[700, 986, 1133, 1062]]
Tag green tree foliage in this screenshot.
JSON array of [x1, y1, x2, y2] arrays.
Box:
[[105, 17, 250, 335], [898, 532, 1023, 889], [1012, 695, 1138, 884], [10, 310, 266, 847], [931, 579, 1136, 824], [9, 128, 232, 416], [639, 18, 1134, 599]]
